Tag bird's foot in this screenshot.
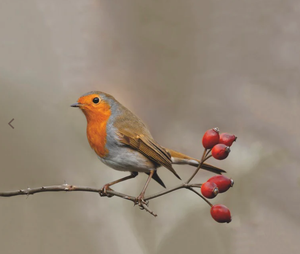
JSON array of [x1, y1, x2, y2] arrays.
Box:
[[99, 184, 114, 197], [135, 194, 149, 207], [134, 194, 157, 216]]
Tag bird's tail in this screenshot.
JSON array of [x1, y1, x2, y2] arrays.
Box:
[[165, 148, 226, 174]]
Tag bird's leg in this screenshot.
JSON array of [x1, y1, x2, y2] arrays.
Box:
[[100, 171, 138, 197], [135, 169, 154, 206]]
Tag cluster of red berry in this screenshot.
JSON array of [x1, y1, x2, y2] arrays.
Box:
[[201, 128, 236, 223]]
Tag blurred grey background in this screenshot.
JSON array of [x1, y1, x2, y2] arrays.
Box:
[[0, 0, 299, 253]]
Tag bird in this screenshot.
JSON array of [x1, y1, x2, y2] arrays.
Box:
[[71, 91, 225, 206]]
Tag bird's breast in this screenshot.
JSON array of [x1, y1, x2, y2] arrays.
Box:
[[87, 120, 109, 158]]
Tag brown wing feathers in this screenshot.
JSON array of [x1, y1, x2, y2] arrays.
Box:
[[118, 131, 181, 180], [114, 104, 223, 179]]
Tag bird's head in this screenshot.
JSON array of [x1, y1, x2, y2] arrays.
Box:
[[71, 91, 115, 122]]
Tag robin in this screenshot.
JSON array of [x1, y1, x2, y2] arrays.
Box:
[[71, 91, 225, 206]]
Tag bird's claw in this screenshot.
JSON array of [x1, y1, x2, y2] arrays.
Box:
[[134, 195, 157, 216], [99, 185, 114, 198], [134, 195, 149, 209]]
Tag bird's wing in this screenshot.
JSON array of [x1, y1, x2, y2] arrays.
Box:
[[117, 130, 181, 180]]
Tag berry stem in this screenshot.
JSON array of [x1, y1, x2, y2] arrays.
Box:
[[187, 187, 213, 207], [205, 149, 211, 158], [205, 155, 212, 160], [186, 149, 212, 184]]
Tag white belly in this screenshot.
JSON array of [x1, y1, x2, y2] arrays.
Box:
[[98, 147, 156, 173]]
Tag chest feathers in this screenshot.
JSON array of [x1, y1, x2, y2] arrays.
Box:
[[85, 111, 111, 158]]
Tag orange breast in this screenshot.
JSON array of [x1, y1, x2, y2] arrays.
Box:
[[87, 121, 109, 157], [85, 105, 111, 158]]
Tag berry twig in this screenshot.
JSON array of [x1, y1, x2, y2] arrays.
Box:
[[186, 148, 210, 184]]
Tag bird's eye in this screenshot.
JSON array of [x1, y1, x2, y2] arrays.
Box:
[[92, 97, 100, 104]]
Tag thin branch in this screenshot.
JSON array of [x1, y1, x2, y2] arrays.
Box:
[[187, 149, 210, 183], [0, 183, 202, 199], [0, 184, 100, 197], [144, 183, 201, 201], [0, 184, 141, 201], [145, 184, 185, 201], [187, 187, 213, 207], [0, 146, 222, 217], [0, 182, 206, 217]]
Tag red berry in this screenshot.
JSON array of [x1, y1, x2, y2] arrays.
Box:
[[211, 144, 230, 160], [201, 182, 219, 199], [219, 133, 237, 147], [210, 204, 231, 223], [202, 128, 220, 149], [207, 175, 234, 193]]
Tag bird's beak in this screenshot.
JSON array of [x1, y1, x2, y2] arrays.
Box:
[[70, 102, 82, 107]]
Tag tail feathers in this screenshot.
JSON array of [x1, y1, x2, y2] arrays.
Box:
[[196, 162, 226, 174], [145, 170, 166, 188], [165, 148, 226, 174]]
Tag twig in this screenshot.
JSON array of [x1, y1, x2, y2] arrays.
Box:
[[187, 149, 211, 183], [0, 183, 202, 199], [0, 184, 135, 199], [187, 187, 213, 207], [145, 183, 201, 201], [0, 146, 222, 217], [0, 182, 205, 217]]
